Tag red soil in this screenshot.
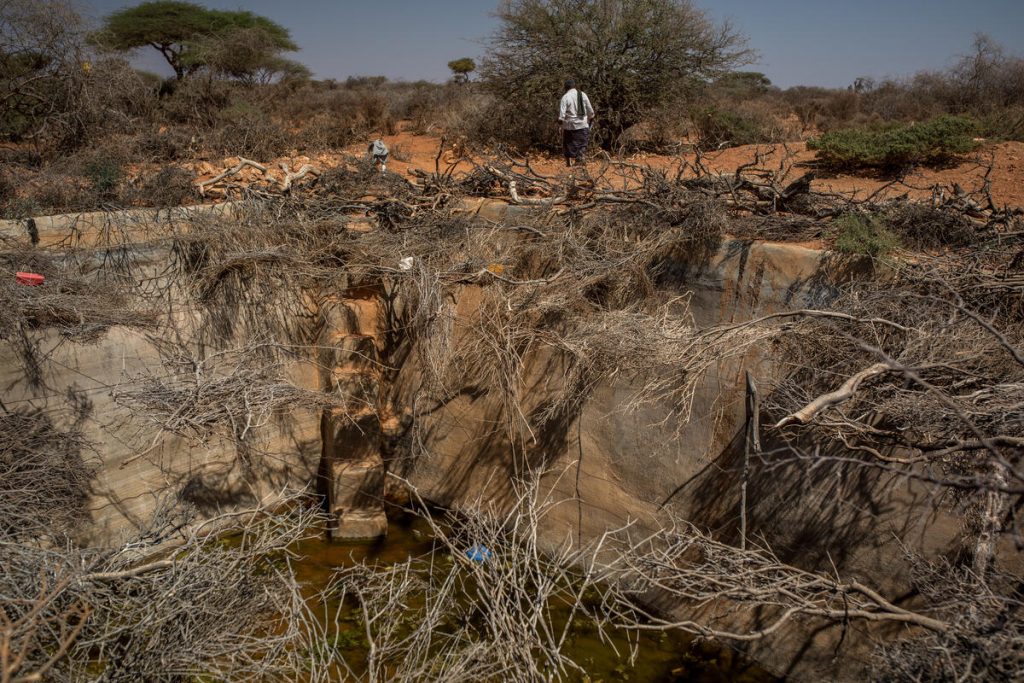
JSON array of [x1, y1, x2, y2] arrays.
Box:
[[185, 126, 1024, 209]]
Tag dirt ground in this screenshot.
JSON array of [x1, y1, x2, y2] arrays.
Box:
[[188, 125, 1024, 208]]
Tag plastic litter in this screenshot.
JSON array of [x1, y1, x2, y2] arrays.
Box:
[[464, 544, 493, 564], [15, 272, 44, 286], [398, 257, 414, 271]]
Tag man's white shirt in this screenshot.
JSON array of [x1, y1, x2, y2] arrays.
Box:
[[559, 89, 594, 130]]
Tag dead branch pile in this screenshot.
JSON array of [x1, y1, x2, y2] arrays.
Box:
[[322, 472, 635, 682], [763, 260, 1024, 566], [0, 493, 336, 683], [161, 202, 353, 345], [0, 400, 95, 542], [196, 157, 322, 199], [599, 514, 1024, 682], [3, 140, 1023, 681], [0, 250, 157, 342], [871, 557, 1024, 682], [112, 341, 342, 463], [605, 518, 950, 640]]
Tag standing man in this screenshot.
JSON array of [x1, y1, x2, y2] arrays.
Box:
[[558, 79, 595, 167]]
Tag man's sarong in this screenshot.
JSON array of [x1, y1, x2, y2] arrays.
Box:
[[563, 127, 590, 161]]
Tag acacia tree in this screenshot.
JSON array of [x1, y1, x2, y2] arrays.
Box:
[[480, 0, 751, 150], [91, 0, 298, 80], [447, 57, 476, 84], [198, 26, 311, 85]]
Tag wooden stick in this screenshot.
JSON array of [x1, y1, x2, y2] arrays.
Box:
[[196, 158, 268, 196]]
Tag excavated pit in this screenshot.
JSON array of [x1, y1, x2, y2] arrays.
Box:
[[0, 200, 978, 681]]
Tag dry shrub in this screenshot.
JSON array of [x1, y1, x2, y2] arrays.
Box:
[[294, 112, 359, 151], [459, 95, 554, 153], [73, 58, 156, 132], [134, 165, 197, 208], [883, 202, 979, 249], [620, 108, 689, 152], [214, 112, 293, 160], [689, 102, 786, 149], [22, 172, 95, 213], [778, 38, 1024, 141], [862, 79, 945, 123], [77, 157, 126, 203], [160, 77, 234, 126], [389, 142, 411, 162], [50, 136, 144, 206], [818, 89, 860, 128], [136, 126, 199, 162], [0, 171, 16, 208], [980, 103, 1024, 141], [400, 83, 473, 134], [42, 57, 154, 156], [354, 91, 393, 133]]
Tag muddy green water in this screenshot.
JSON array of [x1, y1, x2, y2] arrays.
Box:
[[289, 511, 777, 683]]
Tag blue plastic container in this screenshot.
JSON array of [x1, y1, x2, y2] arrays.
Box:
[[465, 544, 493, 563]]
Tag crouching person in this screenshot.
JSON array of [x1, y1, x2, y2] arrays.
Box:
[[367, 137, 389, 174]]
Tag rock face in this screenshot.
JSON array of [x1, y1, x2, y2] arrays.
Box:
[[316, 289, 390, 540], [383, 236, 963, 681], [0, 204, 390, 542], [0, 315, 323, 543]]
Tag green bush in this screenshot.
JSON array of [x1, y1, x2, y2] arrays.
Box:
[[808, 115, 980, 173], [689, 105, 780, 149], [833, 214, 901, 257], [82, 157, 125, 200]]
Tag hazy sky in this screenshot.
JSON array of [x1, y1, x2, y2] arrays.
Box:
[[78, 0, 1024, 88]]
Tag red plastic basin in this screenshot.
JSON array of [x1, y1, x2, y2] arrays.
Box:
[[15, 272, 45, 286]]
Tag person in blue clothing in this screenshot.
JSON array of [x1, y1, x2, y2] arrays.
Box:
[[557, 79, 595, 167]]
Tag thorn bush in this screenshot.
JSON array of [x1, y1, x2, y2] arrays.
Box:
[[833, 213, 901, 257], [808, 115, 980, 173]]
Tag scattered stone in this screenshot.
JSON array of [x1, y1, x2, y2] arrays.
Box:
[[332, 509, 387, 540]]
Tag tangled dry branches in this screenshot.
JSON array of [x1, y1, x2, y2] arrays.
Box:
[[0, 492, 335, 683], [605, 519, 949, 640], [321, 471, 635, 682], [0, 397, 94, 542], [763, 260, 1024, 569], [113, 341, 342, 465]]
